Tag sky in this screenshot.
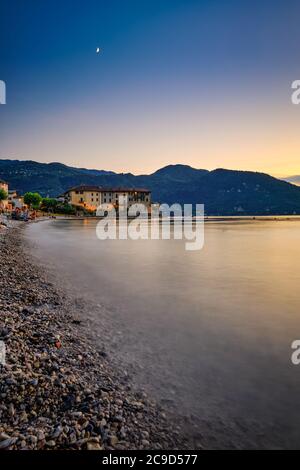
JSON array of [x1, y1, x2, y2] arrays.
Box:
[[0, 0, 300, 176]]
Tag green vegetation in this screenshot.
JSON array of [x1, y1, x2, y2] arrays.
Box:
[[24, 192, 42, 209], [41, 197, 59, 212], [40, 197, 76, 215], [21, 194, 77, 215], [21, 192, 78, 215], [54, 204, 76, 215], [0, 188, 8, 201], [57, 204, 76, 215]]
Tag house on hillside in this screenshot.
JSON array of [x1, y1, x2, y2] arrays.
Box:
[[62, 185, 151, 212], [8, 190, 24, 209]]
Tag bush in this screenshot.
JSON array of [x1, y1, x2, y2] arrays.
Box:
[[0, 188, 8, 201], [56, 204, 76, 215], [41, 198, 58, 212]]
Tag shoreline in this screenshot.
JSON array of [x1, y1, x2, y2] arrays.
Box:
[[0, 223, 195, 450]]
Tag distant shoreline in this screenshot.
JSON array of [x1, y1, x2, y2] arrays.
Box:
[[34, 214, 300, 221]]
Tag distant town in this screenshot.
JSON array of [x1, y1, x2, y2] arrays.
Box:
[[0, 178, 151, 220]]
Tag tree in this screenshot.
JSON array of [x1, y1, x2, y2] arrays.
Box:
[[0, 188, 8, 202], [57, 204, 76, 215], [40, 198, 76, 215], [23, 192, 42, 209], [41, 197, 58, 212]]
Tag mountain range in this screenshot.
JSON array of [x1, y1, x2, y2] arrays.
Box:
[[1, 159, 300, 215]]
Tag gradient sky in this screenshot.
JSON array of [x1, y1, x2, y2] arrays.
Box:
[[0, 0, 300, 175]]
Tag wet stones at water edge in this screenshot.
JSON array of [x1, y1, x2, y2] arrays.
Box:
[[0, 224, 196, 450]]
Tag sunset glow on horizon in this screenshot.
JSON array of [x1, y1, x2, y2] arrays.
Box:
[[1, 0, 300, 177]]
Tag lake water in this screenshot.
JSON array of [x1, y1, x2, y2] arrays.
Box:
[[26, 218, 300, 449]]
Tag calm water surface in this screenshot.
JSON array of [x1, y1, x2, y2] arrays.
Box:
[[26, 219, 300, 448]]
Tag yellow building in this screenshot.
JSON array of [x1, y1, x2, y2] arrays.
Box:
[[63, 185, 151, 211], [8, 190, 24, 209]]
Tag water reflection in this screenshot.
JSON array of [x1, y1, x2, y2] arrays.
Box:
[[26, 219, 300, 448]]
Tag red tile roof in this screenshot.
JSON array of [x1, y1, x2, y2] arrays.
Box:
[[64, 185, 150, 194]]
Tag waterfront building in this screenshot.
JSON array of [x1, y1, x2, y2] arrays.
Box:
[[62, 185, 151, 212], [8, 190, 24, 209]]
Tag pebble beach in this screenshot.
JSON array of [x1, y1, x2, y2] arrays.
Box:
[[0, 222, 194, 450]]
